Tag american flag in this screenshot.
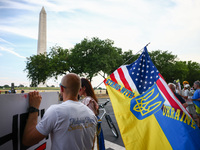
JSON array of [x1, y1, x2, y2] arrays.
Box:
[[126, 47, 159, 94], [108, 46, 190, 116]]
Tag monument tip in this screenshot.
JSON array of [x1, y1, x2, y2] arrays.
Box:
[[41, 6, 46, 13]]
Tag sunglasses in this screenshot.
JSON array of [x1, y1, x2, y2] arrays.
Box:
[[59, 83, 66, 89]]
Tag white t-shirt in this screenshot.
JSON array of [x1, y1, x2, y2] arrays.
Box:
[[182, 89, 189, 97], [36, 100, 97, 150]]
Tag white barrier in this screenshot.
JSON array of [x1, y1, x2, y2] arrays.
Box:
[[0, 92, 59, 150]]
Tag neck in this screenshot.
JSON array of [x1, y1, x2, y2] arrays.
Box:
[[83, 93, 87, 97], [63, 95, 78, 102]]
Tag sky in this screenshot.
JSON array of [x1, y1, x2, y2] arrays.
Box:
[[0, 0, 200, 88]]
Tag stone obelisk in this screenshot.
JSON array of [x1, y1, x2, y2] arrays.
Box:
[[37, 7, 46, 54], [37, 7, 47, 87]]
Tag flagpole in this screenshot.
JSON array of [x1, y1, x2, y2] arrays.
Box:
[[121, 42, 150, 66], [95, 42, 150, 88]]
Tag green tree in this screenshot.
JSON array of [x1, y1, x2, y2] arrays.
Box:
[[25, 53, 50, 87], [25, 46, 70, 86], [185, 61, 200, 85], [172, 61, 189, 82], [121, 50, 140, 65], [48, 46, 70, 79], [149, 50, 177, 83], [4, 85, 10, 88], [18, 84, 25, 87], [69, 37, 123, 81]]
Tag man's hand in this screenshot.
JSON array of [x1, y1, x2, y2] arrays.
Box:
[[183, 103, 188, 108], [29, 91, 42, 109], [23, 91, 45, 146]]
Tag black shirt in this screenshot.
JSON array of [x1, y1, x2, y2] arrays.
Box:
[[174, 92, 185, 104]]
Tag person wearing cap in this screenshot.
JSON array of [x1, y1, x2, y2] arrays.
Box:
[[190, 81, 200, 127], [180, 81, 190, 100], [183, 81, 189, 86], [182, 84, 191, 99]]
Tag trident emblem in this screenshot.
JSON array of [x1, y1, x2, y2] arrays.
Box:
[[130, 84, 165, 120]]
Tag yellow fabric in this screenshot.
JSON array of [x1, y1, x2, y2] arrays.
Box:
[[106, 79, 172, 150], [194, 104, 200, 114]]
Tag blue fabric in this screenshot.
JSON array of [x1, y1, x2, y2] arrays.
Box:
[[192, 89, 200, 108], [97, 116, 105, 150], [155, 107, 200, 150]]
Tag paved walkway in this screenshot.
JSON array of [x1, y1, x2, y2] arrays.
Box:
[[94, 140, 126, 150]]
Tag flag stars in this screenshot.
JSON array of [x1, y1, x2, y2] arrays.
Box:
[[127, 49, 160, 94]]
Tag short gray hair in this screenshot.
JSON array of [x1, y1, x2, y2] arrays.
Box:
[[194, 81, 200, 87], [168, 83, 176, 92]]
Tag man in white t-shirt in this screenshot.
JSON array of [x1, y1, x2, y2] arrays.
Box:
[[23, 73, 97, 150]]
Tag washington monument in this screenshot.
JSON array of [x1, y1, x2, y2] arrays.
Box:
[[37, 7, 46, 54], [37, 7, 47, 87]]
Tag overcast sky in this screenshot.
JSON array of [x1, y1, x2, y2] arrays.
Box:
[[0, 0, 200, 87]]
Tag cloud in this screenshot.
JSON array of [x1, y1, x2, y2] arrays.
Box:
[[0, 46, 26, 59], [0, 37, 15, 46], [0, 0, 200, 58]]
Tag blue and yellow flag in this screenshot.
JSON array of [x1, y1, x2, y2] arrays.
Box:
[[104, 47, 200, 150]]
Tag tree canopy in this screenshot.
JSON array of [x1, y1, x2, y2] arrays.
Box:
[[69, 37, 123, 81], [24, 46, 69, 86], [25, 37, 200, 87]]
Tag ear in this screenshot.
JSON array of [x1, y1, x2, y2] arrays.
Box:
[[83, 86, 86, 91], [60, 86, 64, 93]]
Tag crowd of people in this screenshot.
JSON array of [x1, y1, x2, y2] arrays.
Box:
[[168, 80, 200, 128]]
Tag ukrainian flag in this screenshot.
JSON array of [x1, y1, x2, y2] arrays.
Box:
[[104, 47, 200, 150]]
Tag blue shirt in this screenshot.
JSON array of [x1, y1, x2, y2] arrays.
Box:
[[192, 89, 200, 114]]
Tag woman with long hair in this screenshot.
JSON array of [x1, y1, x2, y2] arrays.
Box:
[[79, 78, 99, 116], [79, 78, 105, 150]]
